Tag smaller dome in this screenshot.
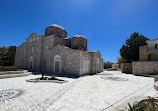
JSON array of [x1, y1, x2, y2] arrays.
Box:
[[50, 24, 65, 30], [71, 35, 88, 50], [73, 35, 87, 39]]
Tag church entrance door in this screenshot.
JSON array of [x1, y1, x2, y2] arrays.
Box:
[[30, 61, 32, 71], [54, 55, 61, 73], [55, 61, 60, 73]]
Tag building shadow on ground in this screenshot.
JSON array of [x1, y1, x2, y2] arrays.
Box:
[[31, 72, 80, 79]]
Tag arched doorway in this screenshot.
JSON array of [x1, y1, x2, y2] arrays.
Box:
[[54, 55, 61, 73], [148, 53, 158, 61], [155, 44, 157, 49], [29, 56, 33, 71]]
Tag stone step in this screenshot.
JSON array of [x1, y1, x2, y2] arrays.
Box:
[[0, 72, 32, 79], [0, 70, 28, 75]]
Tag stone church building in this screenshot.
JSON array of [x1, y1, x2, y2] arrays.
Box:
[[15, 24, 103, 76]]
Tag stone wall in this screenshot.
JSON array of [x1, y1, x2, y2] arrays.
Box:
[[15, 34, 43, 72], [139, 45, 158, 61], [147, 39, 158, 50], [52, 35, 71, 48], [112, 64, 119, 69], [43, 44, 104, 76], [89, 52, 95, 74], [121, 63, 132, 74], [44, 45, 81, 75], [80, 52, 91, 75], [95, 51, 103, 73], [88, 51, 103, 74], [133, 61, 158, 75]]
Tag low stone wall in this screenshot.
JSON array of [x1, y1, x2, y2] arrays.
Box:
[[121, 63, 132, 74], [133, 61, 158, 75], [112, 63, 119, 69]]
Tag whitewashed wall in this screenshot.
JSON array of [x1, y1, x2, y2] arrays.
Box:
[[147, 40, 158, 49]]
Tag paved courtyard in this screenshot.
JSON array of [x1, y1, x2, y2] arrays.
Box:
[[0, 71, 157, 111]]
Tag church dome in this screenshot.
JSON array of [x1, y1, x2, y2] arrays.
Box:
[[71, 35, 87, 50], [45, 24, 67, 38], [50, 24, 65, 30]]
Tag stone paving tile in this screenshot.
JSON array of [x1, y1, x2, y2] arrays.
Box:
[[0, 75, 77, 111], [0, 71, 157, 111], [47, 71, 157, 111]]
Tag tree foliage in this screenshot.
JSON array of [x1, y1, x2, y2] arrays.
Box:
[[0, 46, 8, 66], [0, 46, 16, 66], [117, 57, 128, 68], [104, 61, 113, 69], [120, 32, 149, 62]]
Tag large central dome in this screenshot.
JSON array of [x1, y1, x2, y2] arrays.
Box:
[[50, 24, 65, 30], [45, 24, 67, 38]]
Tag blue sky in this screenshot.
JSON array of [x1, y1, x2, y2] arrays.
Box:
[[0, 0, 158, 62]]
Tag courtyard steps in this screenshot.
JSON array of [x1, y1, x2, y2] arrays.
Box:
[[0, 70, 32, 79]]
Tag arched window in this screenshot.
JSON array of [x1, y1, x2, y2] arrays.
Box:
[[54, 55, 61, 61], [155, 44, 157, 49], [97, 58, 99, 63]]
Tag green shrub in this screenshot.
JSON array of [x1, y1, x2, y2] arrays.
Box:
[[121, 97, 158, 111], [51, 75, 56, 79]]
